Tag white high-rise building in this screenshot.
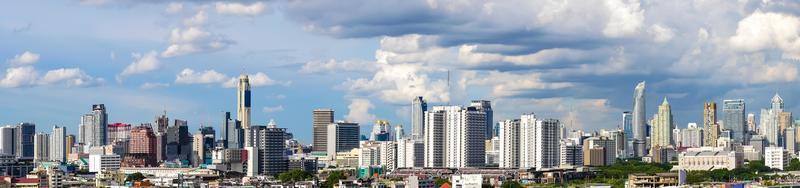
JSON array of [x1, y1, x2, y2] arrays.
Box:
[[498, 119, 520, 168], [424, 109, 445, 167], [380, 142, 397, 171], [423, 105, 486, 168], [534, 119, 561, 170], [397, 138, 424, 168], [681, 123, 703, 148], [672, 128, 681, 147], [632, 81, 647, 157], [81, 104, 108, 147], [765, 147, 789, 170], [237, 74, 252, 147], [0, 126, 14, 155], [326, 122, 360, 160], [650, 98, 674, 149], [34, 133, 50, 162], [411, 96, 427, 142], [560, 140, 582, 167], [520, 114, 537, 169], [50, 126, 65, 162], [760, 94, 783, 146], [785, 127, 797, 155]]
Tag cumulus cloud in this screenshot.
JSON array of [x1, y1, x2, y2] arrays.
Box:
[[730, 11, 800, 59], [299, 59, 378, 74], [262, 105, 284, 113], [39, 68, 104, 87], [6, 51, 40, 66], [215, 2, 268, 16], [345, 98, 376, 124], [0, 66, 38, 88], [162, 10, 234, 58], [602, 0, 645, 38], [140, 82, 170, 89], [465, 71, 574, 97], [120, 51, 160, 76], [648, 24, 675, 43], [175, 68, 227, 84]]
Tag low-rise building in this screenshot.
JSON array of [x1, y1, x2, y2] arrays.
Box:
[[765, 147, 790, 170], [452, 174, 482, 188], [88, 154, 121, 173], [676, 149, 742, 171], [626, 173, 680, 188]]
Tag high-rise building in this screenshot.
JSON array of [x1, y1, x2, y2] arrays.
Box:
[[369, 120, 392, 141], [50, 126, 65, 162], [85, 104, 108, 146], [0, 126, 14, 156], [470, 100, 493, 139], [498, 119, 520, 168], [650, 98, 674, 149], [520, 114, 537, 169], [704, 102, 718, 147], [411, 96, 427, 142], [192, 126, 215, 166], [681, 123, 703, 148], [155, 112, 169, 133], [222, 112, 243, 149], [248, 124, 288, 176], [393, 124, 404, 142], [779, 112, 793, 144], [622, 111, 633, 157], [326, 122, 360, 156], [760, 95, 782, 146], [443, 105, 487, 168], [237, 74, 252, 147], [560, 140, 583, 167], [128, 125, 157, 167], [16, 123, 35, 159], [785, 127, 797, 155], [534, 119, 561, 170], [765, 147, 789, 170], [632, 81, 647, 157], [107, 123, 131, 143], [33, 133, 49, 162], [747, 113, 757, 135], [583, 136, 616, 166], [397, 138, 424, 168], [424, 108, 446, 167], [312, 109, 334, 152], [65, 135, 75, 156], [165, 119, 190, 161], [723, 99, 746, 144]]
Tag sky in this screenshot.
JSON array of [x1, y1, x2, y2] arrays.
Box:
[[1, 0, 800, 144]]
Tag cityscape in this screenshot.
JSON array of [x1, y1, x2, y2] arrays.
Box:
[[2, 0, 800, 188]]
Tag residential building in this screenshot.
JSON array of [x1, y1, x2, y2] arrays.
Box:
[[423, 108, 445, 167], [765, 147, 789, 170], [443, 105, 487, 168], [82, 104, 108, 146], [397, 138, 423, 168], [470, 100, 493, 139], [560, 141, 582, 167], [583, 136, 615, 166], [248, 123, 288, 176], [33, 133, 49, 162], [650, 98, 674, 149], [786, 127, 797, 155], [49, 126, 65, 162], [681, 123, 703, 148], [107, 123, 131, 143], [498, 119, 520, 168], [127, 125, 157, 167]]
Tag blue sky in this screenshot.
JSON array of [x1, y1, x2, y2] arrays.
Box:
[[1, 0, 800, 144]]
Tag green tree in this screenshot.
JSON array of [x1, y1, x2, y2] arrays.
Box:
[[125, 172, 145, 182], [435, 177, 450, 187], [277, 169, 313, 183], [786, 158, 800, 171], [322, 171, 346, 188], [501, 181, 522, 188]]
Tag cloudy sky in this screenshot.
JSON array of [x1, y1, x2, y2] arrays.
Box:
[[1, 0, 799, 143]]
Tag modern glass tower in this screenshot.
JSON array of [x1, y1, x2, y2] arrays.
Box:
[[632, 81, 647, 157], [411, 96, 427, 142], [723, 99, 746, 144]]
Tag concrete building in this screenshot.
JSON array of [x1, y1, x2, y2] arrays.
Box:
[[411, 96, 427, 142], [676, 149, 742, 171], [632, 81, 647, 157], [583, 136, 616, 166], [747, 113, 757, 135], [704, 102, 719, 147], [622, 111, 633, 157], [534, 119, 561, 170], [424, 108, 445, 167], [248, 124, 289, 176], [498, 119, 520, 168], [82, 104, 108, 147], [327, 122, 360, 160], [681, 123, 703, 148], [626, 173, 680, 188], [560, 141, 582, 167], [397, 138, 423, 168], [49, 126, 65, 162], [127, 125, 157, 167], [192, 126, 215, 166], [452, 174, 482, 188], [650, 98, 674, 149], [89, 154, 121, 173], [786, 127, 797, 156], [470, 100, 493, 139], [65, 135, 75, 157], [765, 146, 789, 170], [165, 120, 191, 162], [443, 105, 487, 168], [33, 133, 49, 162], [312, 109, 334, 152], [742, 145, 761, 161], [237, 74, 252, 147], [107, 123, 131, 143], [222, 112, 243, 149], [0, 126, 14, 156]]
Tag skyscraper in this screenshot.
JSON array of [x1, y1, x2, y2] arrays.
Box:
[[534, 119, 561, 170], [248, 124, 288, 176], [237, 74, 252, 147], [424, 108, 446, 167], [0, 126, 14, 156], [498, 119, 520, 168], [81, 104, 108, 146], [16, 123, 35, 160], [622, 111, 633, 157], [443, 106, 487, 168], [411, 96, 427, 142], [50, 126, 65, 162], [632, 81, 647, 157], [682, 123, 703, 148], [33, 133, 49, 162], [222, 112, 243, 149], [193, 126, 215, 165], [650, 98, 674, 149], [312, 109, 334, 152], [723, 99, 746, 144], [747, 113, 757, 135], [107, 123, 131, 143], [760, 95, 782, 146], [326, 122, 360, 157], [166, 119, 191, 161], [704, 102, 719, 147], [129, 125, 157, 167], [470, 100, 493, 139], [65, 135, 75, 157], [520, 114, 537, 169]]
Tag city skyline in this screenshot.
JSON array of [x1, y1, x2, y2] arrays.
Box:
[[2, 1, 800, 145]]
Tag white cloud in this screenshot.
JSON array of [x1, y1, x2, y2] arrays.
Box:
[[175, 68, 228, 84], [140, 82, 170, 89], [165, 3, 184, 14], [183, 10, 208, 26], [120, 51, 160, 76], [6, 51, 40, 66], [457, 45, 587, 66], [222, 72, 286, 88], [466, 71, 574, 97], [603, 0, 645, 38], [0, 66, 38, 88], [215, 2, 268, 16], [263, 105, 285, 113], [345, 98, 376, 124], [299, 59, 377, 74], [648, 24, 675, 43], [729, 11, 800, 59], [39, 68, 103, 87], [161, 26, 234, 58]]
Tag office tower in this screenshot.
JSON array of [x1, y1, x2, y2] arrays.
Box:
[[470, 100, 493, 139], [760, 95, 782, 146], [65, 135, 75, 156], [393, 124, 404, 141], [16, 123, 34, 159], [681, 123, 703, 148], [411, 96, 427, 142], [327, 122, 360, 155], [440, 105, 487, 168], [560, 141, 583, 166], [50, 126, 65, 162], [650, 98, 674, 149], [786, 127, 797, 155], [370, 120, 392, 141], [312, 109, 334, 152], [248, 124, 289, 176], [583, 136, 616, 166], [128, 125, 157, 166], [33, 133, 49, 162], [0, 126, 14, 156], [87, 104, 108, 146], [704, 102, 719, 147], [747, 113, 757, 135], [166, 119, 190, 161], [779, 112, 793, 140], [237, 74, 252, 148], [193, 126, 215, 166], [632, 81, 647, 157], [222, 112, 243, 149], [107, 123, 131, 143], [599, 130, 627, 159], [397, 138, 424, 168], [498, 119, 520, 168], [423, 108, 446, 167], [723, 99, 747, 144], [622, 111, 633, 157], [155, 112, 169, 133]]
